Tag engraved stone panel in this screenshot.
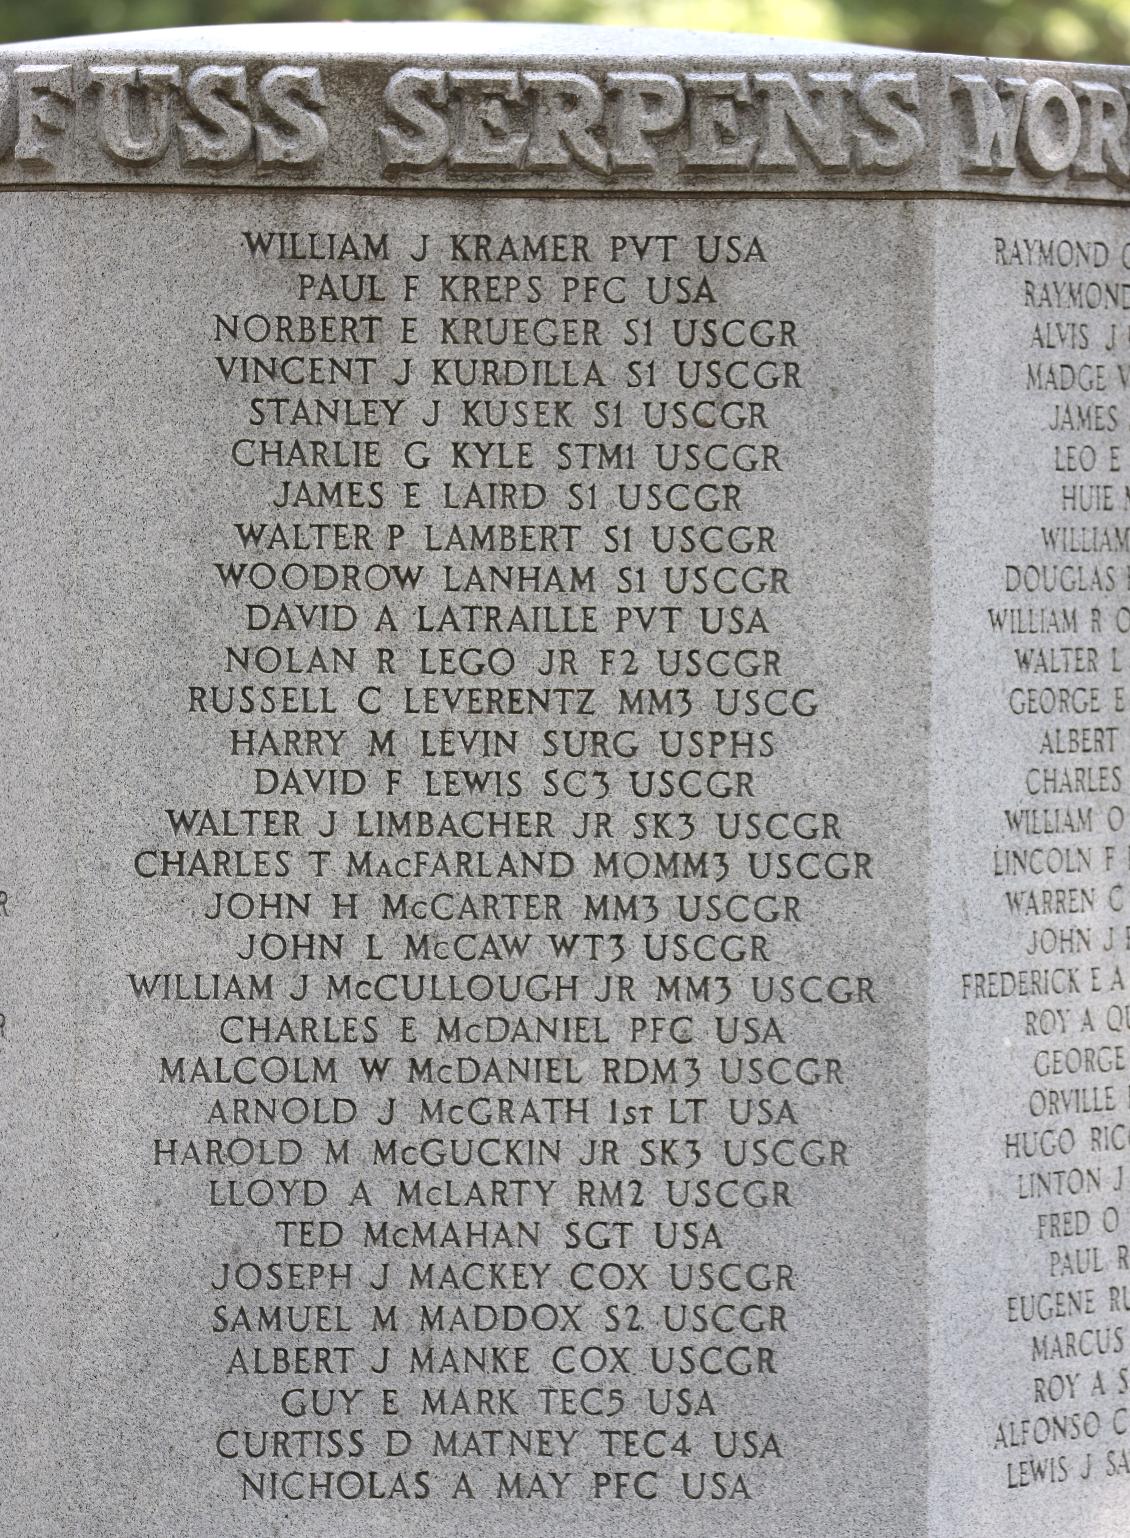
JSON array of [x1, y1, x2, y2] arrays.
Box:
[[0, 22, 1128, 1538]]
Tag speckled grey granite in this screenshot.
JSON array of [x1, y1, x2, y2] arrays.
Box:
[[0, 21, 1128, 1538]]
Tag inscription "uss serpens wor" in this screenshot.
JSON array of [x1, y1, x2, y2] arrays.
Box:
[[2, 59, 1130, 189]]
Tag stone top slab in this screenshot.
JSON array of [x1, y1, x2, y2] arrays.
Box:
[[0, 20, 1127, 199]]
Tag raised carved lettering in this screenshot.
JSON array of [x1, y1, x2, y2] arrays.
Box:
[[13, 63, 72, 168], [1, 51, 1130, 196]]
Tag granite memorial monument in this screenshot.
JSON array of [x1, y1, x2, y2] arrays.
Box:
[[0, 19, 1128, 1538]]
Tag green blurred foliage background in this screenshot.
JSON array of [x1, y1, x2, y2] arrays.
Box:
[[2, 0, 1128, 62]]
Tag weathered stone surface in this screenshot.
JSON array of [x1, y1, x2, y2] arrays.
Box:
[[0, 21, 1127, 1538]]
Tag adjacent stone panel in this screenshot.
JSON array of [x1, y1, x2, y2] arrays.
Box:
[[931, 202, 1130, 1537]]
